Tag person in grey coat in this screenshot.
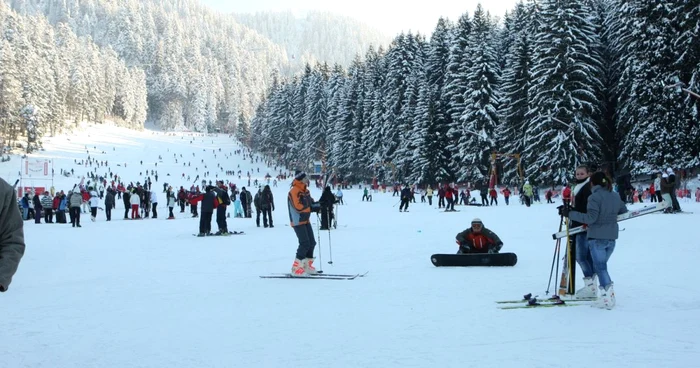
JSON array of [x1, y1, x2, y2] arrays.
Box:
[[560, 172, 628, 310], [104, 188, 116, 221], [0, 177, 25, 291]]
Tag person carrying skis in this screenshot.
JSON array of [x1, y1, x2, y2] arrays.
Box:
[[559, 172, 628, 309], [455, 218, 503, 254], [288, 172, 320, 276]]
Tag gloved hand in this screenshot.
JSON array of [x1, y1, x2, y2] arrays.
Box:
[[557, 204, 572, 217], [310, 202, 321, 213]]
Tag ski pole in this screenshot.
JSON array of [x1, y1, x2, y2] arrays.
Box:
[[327, 226, 333, 265], [546, 215, 565, 294], [316, 213, 323, 273]]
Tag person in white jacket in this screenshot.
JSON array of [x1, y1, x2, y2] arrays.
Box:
[[150, 190, 158, 219], [129, 190, 141, 219], [89, 189, 100, 221]]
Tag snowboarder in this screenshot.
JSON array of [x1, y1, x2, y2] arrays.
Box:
[[559, 171, 627, 309], [289, 172, 320, 276], [455, 218, 503, 254]]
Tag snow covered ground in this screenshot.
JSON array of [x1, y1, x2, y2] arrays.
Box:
[[1, 124, 699, 368]]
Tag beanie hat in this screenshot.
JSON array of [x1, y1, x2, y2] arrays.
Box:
[[471, 218, 483, 225], [666, 168, 674, 174], [295, 171, 307, 181], [662, 173, 668, 178]]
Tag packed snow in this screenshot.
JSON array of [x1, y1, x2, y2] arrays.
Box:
[[1, 124, 699, 367]]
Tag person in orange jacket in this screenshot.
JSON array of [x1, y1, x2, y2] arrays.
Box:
[[288, 172, 320, 276]]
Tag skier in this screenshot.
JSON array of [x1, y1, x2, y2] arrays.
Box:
[[167, 187, 176, 219], [455, 218, 504, 254], [254, 188, 263, 227], [522, 181, 533, 207], [362, 187, 371, 202], [319, 186, 336, 229], [122, 189, 131, 219], [560, 172, 628, 309], [104, 187, 115, 221], [89, 187, 100, 221], [68, 190, 82, 227], [288, 172, 320, 276], [399, 184, 411, 212], [214, 182, 231, 234], [150, 190, 158, 219], [197, 186, 216, 236], [260, 185, 275, 228], [335, 187, 344, 205], [502, 187, 512, 205], [666, 168, 682, 212]]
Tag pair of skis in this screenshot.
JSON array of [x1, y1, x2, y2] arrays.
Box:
[[260, 271, 369, 280], [496, 293, 596, 309]]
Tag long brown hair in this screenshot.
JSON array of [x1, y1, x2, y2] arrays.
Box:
[[590, 171, 612, 191]]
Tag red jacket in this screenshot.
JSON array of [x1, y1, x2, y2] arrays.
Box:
[[489, 189, 497, 198], [502, 188, 511, 198], [562, 187, 571, 200]]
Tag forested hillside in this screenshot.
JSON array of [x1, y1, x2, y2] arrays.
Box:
[[249, 0, 700, 185], [234, 11, 389, 69]]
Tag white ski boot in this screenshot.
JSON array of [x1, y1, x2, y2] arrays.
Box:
[[576, 275, 598, 299], [593, 284, 615, 310], [302, 258, 318, 275]]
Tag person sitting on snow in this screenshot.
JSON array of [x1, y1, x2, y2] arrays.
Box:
[[455, 218, 503, 254]]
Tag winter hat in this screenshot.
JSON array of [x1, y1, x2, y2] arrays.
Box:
[[666, 168, 674, 174], [471, 218, 483, 225], [295, 171, 307, 181], [662, 173, 669, 178]]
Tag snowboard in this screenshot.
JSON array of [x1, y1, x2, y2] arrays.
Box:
[[430, 253, 517, 267]]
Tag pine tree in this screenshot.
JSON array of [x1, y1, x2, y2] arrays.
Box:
[[523, 0, 604, 185], [454, 5, 501, 183], [498, 1, 533, 184]]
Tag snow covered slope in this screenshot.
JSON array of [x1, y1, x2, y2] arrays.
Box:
[[1, 124, 699, 367]]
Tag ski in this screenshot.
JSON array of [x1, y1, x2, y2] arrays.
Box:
[[496, 296, 596, 304], [271, 271, 369, 278], [259, 273, 359, 280], [192, 231, 245, 237], [499, 301, 587, 310], [552, 202, 669, 239]]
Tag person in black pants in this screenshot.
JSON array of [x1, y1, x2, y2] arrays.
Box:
[[122, 190, 131, 219], [261, 185, 275, 228], [399, 185, 411, 212], [198, 186, 216, 236], [105, 188, 115, 221], [319, 186, 336, 229], [214, 183, 230, 234]]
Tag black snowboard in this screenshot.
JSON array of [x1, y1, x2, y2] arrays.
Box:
[[430, 253, 517, 267]]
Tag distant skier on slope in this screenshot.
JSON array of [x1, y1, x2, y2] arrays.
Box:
[[455, 218, 503, 254]]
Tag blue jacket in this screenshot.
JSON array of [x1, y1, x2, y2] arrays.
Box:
[[568, 185, 628, 240], [20, 196, 29, 209], [58, 197, 68, 211]]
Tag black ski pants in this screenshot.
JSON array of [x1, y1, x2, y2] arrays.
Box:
[[262, 207, 273, 227], [44, 208, 53, 223], [399, 199, 409, 211], [199, 211, 213, 234], [70, 207, 81, 226], [293, 223, 316, 260], [216, 206, 228, 232]]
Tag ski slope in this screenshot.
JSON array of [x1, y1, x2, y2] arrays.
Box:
[[1, 123, 699, 368]]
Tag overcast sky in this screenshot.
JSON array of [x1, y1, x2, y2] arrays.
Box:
[[199, 0, 520, 37]]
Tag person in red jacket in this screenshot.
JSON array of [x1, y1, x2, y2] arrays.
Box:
[[455, 218, 504, 254], [489, 187, 498, 206], [444, 184, 456, 212], [562, 185, 572, 206], [501, 187, 512, 205]]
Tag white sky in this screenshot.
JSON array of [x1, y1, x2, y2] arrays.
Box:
[[199, 0, 520, 37]]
